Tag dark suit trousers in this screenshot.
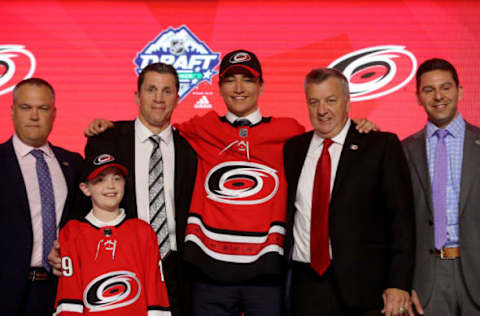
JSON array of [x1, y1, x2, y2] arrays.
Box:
[[292, 262, 382, 316], [18, 277, 57, 316], [164, 251, 192, 316], [191, 281, 284, 316]]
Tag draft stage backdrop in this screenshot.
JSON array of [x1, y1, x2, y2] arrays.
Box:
[[1, 0, 479, 153]]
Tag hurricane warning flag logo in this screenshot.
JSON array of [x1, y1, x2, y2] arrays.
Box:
[[83, 271, 141, 312], [329, 45, 417, 102], [205, 161, 279, 205], [133, 25, 220, 101], [0, 45, 36, 96]]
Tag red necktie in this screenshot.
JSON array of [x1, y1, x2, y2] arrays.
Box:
[[310, 138, 333, 275]]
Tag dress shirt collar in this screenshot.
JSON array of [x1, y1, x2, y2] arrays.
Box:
[[225, 108, 262, 125], [426, 113, 465, 139], [12, 134, 54, 158], [85, 208, 126, 228], [135, 117, 173, 145], [311, 118, 351, 148]]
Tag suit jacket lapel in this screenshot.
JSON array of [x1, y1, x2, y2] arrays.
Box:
[[330, 124, 364, 205], [4, 139, 32, 230], [289, 132, 313, 193], [122, 122, 137, 216], [173, 130, 184, 209], [459, 123, 480, 216], [408, 129, 434, 215], [51, 145, 78, 226]]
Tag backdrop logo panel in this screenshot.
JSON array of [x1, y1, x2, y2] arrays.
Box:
[[133, 25, 220, 101], [0, 45, 36, 96], [329, 45, 417, 102]]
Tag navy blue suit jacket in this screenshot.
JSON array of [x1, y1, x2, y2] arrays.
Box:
[[0, 138, 83, 316]]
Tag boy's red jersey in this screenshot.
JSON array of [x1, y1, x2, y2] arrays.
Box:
[[53, 217, 170, 316]]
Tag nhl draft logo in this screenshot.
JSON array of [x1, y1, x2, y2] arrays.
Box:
[[84, 271, 141, 312], [205, 161, 279, 205], [133, 25, 220, 101], [328, 45, 417, 102], [0, 45, 36, 96]]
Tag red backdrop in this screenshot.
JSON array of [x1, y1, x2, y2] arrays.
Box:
[[1, 0, 479, 154]]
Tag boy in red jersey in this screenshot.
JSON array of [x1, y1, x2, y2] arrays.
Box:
[[53, 153, 170, 316]]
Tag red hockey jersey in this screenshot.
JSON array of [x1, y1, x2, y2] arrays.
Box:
[[177, 111, 304, 282], [53, 217, 171, 316]]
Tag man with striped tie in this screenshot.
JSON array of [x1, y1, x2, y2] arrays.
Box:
[[50, 63, 197, 316]]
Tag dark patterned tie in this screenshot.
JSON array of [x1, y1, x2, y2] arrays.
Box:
[[149, 135, 170, 258], [30, 149, 56, 271], [234, 118, 252, 127]]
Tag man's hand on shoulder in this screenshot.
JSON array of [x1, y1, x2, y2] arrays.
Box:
[[84, 118, 114, 137], [48, 240, 62, 277], [381, 288, 411, 316], [352, 117, 379, 133]]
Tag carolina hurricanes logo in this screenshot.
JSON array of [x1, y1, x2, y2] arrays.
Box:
[[328, 45, 417, 101], [205, 161, 279, 205], [83, 271, 141, 312], [94, 154, 115, 165], [229, 52, 251, 64], [0, 45, 36, 96]]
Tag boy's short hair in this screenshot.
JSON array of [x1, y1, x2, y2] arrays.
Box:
[[82, 153, 128, 182]]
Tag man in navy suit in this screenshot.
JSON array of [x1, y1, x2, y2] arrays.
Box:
[[284, 68, 415, 316], [0, 78, 83, 316]]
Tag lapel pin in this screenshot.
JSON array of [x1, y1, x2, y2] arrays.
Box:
[[62, 161, 70, 167], [475, 139, 480, 145], [350, 144, 358, 150]]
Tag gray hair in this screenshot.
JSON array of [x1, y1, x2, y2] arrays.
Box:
[[304, 68, 350, 101], [13, 78, 55, 104]]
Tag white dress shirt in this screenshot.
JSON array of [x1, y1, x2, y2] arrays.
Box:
[[134, 118, 177, 251], [13, 134, 68, 267], [292, 119, 351, 262]]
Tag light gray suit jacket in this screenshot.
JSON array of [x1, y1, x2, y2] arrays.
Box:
[[402, 121, 480, 307]]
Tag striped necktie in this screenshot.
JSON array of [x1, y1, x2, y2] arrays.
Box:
[[148, 135, 170, 258]]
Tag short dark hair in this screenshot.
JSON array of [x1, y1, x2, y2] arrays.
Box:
[[13, 78, 55, 104], [304, 68, 350, 101], [137, 63, 180, 93], [416, 58, 459, 91]]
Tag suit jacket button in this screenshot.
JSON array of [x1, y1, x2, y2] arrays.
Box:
[[428, 220, 433, 226], [429, 249, 435, 254]]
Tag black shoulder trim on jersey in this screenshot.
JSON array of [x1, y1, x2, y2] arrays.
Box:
[[147, 305, 170, 311], [258, 116, 272, 125], [83, 218, 102, 230], [114, 215, 128, 228], [58, 298, 84, 305], [219, 115, 237, 128], [188, 212, 284, 236]]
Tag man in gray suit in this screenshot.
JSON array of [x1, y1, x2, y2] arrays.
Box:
[[403, 58, 480, 315]]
